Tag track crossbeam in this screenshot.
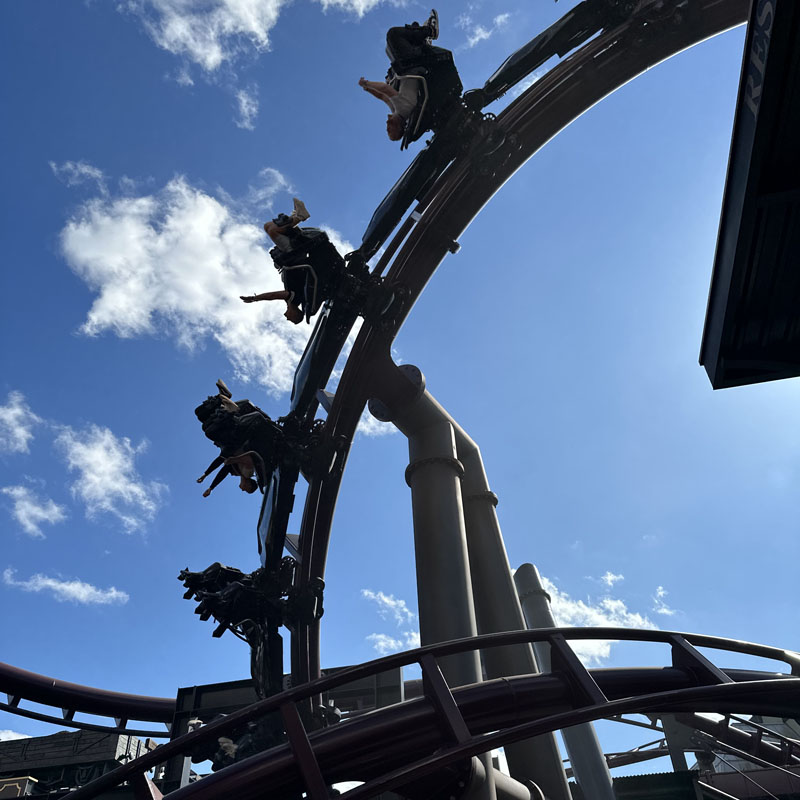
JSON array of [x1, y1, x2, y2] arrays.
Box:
[[420, 653, 471, 744]]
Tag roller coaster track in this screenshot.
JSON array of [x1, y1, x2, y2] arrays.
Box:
[[12, 627, 795, 800], [291, 0, 751, 695], [0, 660, 172, 737]]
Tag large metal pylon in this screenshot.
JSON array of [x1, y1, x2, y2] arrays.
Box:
[[369, 362, 572, 800]]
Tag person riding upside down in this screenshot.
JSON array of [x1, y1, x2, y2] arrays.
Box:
[[359, 9, 462, 145], [195, 379, 282, 499], [241, 198, 345, 324]]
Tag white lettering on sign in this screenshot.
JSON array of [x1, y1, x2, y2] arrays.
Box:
[[744, 0, 775, 117]]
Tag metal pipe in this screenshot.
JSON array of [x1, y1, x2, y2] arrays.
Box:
[[454, 426, 572, 800], [369, 364, 571, 800], [470, 756, 537, 800], [514, 564, 617, 800], [370, 365, 494, 800]]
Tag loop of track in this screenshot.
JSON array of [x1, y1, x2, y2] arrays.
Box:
[[292, 0, 750, 691]]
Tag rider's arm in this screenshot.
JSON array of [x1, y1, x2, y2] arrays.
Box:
[[240, 290, 291, 303]]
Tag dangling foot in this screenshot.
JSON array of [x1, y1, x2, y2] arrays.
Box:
[[291, 197, 310, 222], [425, 8, 439, 41], [219, 396, 239, 414]]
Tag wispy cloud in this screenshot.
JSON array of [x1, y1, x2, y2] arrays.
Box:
[[1, 486, 66, 538], [50, 160, 108, 196], [367, 631, 420, 655], [356, 408, 395, 437], [119, 0, 284, 72], [510, 71, 546, 99], [600, 571, 624, 587], [362, 589, 419, 654], [235, 86, 259, 130], [117, 1, 285, 127], [3, 568, 129, 605], [0, 392, 43, 454], [652, 585, 677, 616], [240, 167, 293, 214], [0, 730, 31, 741], [541, 576, 657, 666], [361, 589, 415, 626], [457, 11, 510, 49], [314, 0, 387, 16], [55, 425, 165, 533]]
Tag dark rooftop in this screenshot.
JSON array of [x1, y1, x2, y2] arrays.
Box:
[[700, 0, 800, 389]]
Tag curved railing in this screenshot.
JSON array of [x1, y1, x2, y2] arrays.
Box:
[[0, 660, 173, 737], [53, 627, 800, 800]]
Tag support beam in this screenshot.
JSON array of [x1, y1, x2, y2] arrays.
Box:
[[369, 363, 571, 800], [514, 564, 617, 800]]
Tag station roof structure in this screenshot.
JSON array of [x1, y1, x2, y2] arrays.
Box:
[[700, 0, 800, 389]]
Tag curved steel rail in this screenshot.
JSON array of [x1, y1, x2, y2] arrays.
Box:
[[0, 660, 173, 737], [59, 627, 800, 800], [292, 0, 750, 692]]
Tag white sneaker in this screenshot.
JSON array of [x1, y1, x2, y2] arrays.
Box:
[[292, 197, 310, 221]]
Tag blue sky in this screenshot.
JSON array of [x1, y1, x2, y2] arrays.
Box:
[[1, 0, 797, 773]]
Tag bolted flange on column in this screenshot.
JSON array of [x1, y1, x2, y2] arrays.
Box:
[[368, 364, 425, 422]]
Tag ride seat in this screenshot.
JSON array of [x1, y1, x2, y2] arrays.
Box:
[[270, 228, 346, 322], [392, 50, 463, 150]]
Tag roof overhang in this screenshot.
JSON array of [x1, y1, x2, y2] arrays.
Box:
[[700, 0, 800, 389]]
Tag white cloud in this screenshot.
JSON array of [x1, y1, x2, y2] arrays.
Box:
[[59, 172, 312, 396], [314, 0, 386, 16], [367, 633, 404, 654], [0, 392, 43, 454], [362, 590, 419, 653], [356, 409, 395, 437], [361, 589, 415, 626], [59, 174, 394, 436], [600, 571, 624, 587], [55, 425, 165, 533], [3, 568, 129, 605], [1, 486, 66, 538], [652, 585, 677, 616], [241, 167, 293, 214], [366, 630, 420, 655], [458, 12, 510, 49], [175, 66, 194, 86], [542, 576, 657, 666], [235, 86, 259, 130], [510, 71, 546, 99], [50, 160, 108, 196], [120, 0, 284, 72], [0, 730, 31, 741]]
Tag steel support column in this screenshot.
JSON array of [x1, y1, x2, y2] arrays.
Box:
[[369, 364, 570, 800], [514, 564, 616, 800], [371, 369, 493, 800], [455, 430, 571, 800]]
